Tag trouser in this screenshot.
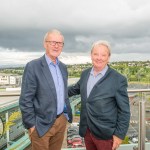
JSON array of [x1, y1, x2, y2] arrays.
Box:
[[29, 113, 67, 150], [84, 128, 113, 150]]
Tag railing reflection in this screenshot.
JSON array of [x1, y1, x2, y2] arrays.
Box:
[[0, 89, 150, 150]]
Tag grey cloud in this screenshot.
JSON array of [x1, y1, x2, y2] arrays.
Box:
[[0, 0, 150, 57], [0, 29, 45, 51]]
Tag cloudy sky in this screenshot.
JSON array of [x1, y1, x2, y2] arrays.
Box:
[[0, 0, 150, 67]]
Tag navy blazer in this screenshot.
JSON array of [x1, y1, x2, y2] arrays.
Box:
[[19, 55, 72, 137], [68, 66, 130, 140]]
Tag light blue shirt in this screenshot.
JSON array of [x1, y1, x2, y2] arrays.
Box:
[[45, 54, 65, 115], [87, 65, 108, 97]]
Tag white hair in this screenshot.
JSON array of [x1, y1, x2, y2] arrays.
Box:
[[44, 29, 64, 42], [91, 40, 111, 56]]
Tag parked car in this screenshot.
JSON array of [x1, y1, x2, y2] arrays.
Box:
[[67, 134, 81, 140], [67, 126, 79, 133], [132, 137, 138, 143], [71, 122, 79, 127], [67, 123, 85, 148], [72, 141, 84, 148], [68, 137, 82, 144], [67, 131, 79, 137]]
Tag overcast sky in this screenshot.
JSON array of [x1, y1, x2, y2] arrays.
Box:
[[0, 0, 150, 67]]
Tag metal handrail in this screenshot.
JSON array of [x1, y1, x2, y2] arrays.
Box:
[[0, 93, 20, 96], [0, 88, 150, 96], [127, 89, 150, 93]]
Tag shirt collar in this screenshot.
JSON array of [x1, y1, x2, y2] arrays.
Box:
[[45, 54, 59, 66], [91, 65, 108, 77]]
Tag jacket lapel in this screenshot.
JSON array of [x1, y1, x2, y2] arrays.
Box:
[[40, 55, 57, 100], [83, 68, 92, 100]]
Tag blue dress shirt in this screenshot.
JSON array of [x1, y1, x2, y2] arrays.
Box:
[[45, 54, 65, 115], [87, 65, 108, 97]]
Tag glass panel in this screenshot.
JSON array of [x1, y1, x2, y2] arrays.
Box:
[[0, 117, 4, 138]]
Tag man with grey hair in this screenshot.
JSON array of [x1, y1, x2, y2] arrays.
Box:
[[19, 29, 72, 150], [68, 40, 130, 150]]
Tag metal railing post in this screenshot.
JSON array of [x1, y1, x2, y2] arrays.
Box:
[[6, 111, 10, 147], [138, 93, 146, 150]]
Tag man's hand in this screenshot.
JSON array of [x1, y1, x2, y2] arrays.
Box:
[[29, 126, 35, 134], [112, 135, 122, 150], [28, 126, 35, 140]]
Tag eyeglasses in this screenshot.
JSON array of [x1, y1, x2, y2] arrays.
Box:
[[46, 41, 64, 47]]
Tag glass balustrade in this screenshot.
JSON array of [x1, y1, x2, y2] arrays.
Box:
[[0, 89, 150, 150]]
